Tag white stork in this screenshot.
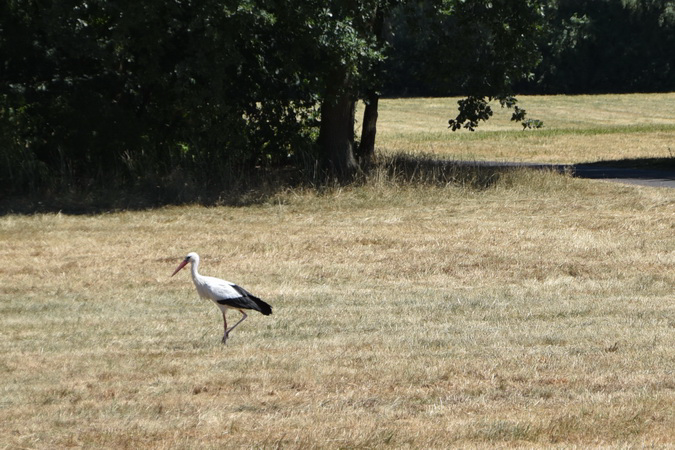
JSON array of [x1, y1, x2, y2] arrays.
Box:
[[171, 252, 272, 344]]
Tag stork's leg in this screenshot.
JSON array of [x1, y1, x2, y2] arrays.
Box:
[[221, 311, 228, 344], [225, 310, 248, 336]]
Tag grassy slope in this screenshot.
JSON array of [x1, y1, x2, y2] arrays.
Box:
[[1, 94, 675, 448]]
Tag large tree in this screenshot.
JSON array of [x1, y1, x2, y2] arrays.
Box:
[[1, 0, 544, 193]]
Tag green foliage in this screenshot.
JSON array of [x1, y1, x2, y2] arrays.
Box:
[[384, 0, 544, 96], [533, 0, 675, 93], [1, 0, 403, 193], [385, 0, 675, 96], [448, 96, 542, 131], [521, 119, 544, 130], [0, 0, 547, 195], [0, 0, 324, 194], [448, 97, 495, 131], [386, 0, 544, 131]]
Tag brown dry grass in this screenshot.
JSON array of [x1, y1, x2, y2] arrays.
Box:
[[2, 173, 674, 448], [367, 92, 675, 163], [2, 94, 675, 448]]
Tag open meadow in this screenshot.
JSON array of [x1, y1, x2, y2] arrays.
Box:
[[370, 92, 675, 163], [1, 94, 674, 448]]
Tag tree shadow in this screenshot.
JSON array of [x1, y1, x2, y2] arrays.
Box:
[[0, 166, 304, 216], [381, 154, 675, 186], [3, 156, 673, 215], [572, 157, 675, 182], [372, 153, 521, 189], [575, 157, 675, 170]]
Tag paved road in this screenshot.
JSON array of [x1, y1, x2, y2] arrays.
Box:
[[458, 161, 675, 188]]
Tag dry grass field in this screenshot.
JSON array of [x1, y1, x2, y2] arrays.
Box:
[[368, 92, 675, 163], [2, 94, 675, 448]]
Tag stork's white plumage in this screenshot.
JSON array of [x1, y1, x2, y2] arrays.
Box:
[[171, 252, 272, 344]]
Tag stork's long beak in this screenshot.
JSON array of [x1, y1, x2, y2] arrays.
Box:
[[171, 259, 189, 277]]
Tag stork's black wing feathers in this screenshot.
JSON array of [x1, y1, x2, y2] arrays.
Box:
[[230, 283, 255, 299], [216, 284, 272, 315]]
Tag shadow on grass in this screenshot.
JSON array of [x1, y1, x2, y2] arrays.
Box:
[[382, 155, 675, 186], [371, 153, 519, 189], [1, 155, 524, 215], [576, 157, 675, 170], [378, 154, 675, 188], [0, 166, 304, 215], [572, 157, 675, 184], [3, 155, 673, 215]]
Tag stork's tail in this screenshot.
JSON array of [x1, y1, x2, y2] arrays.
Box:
[[253, 297, 272, 315]]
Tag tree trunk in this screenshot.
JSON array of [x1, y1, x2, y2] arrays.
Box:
[[357, 5, 385, 167], [358, 93, 378, 166], [319, 89, 361, 181]]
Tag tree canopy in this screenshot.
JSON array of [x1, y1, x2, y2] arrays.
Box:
[[2, 0, 672, 197]]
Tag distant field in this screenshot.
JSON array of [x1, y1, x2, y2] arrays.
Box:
[[365, 92, 675, 164], [1, 94, 674, 448]]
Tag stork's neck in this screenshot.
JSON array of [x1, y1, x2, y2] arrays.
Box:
[[190, 257, 202, 283]]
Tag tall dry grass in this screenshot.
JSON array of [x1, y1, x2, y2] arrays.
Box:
[[1, 166, 674, 447]]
